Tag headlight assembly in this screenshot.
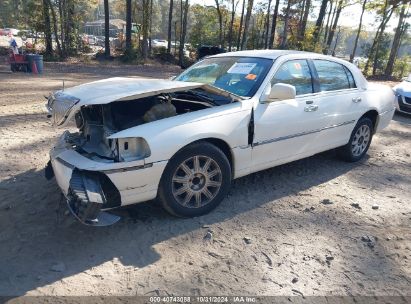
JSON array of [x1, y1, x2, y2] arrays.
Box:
[[48, 92, 80, 126]]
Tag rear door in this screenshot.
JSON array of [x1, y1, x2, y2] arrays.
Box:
[[309, 59, 368, 150]]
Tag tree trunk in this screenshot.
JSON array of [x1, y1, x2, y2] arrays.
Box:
[[125, 0, 132, 51], [264, 0, 272, 48], [149, 0, 153, 54], [228, 0, 238, 51], [241, 0, 254, 50], [280, 0, 292, 49], [324, 0, 342, 55], [142, 0, 149, 60], [312, 0, 329, 45], [215, 0, 224, 48], [372, 7, 395, 75], [384, 4, 408, 76], [363, 0, 391, 74], [323, 0, 333, 46], [236, 0, 246, 50], [298, 0, 311, 42], [66, 0, 76, 54], [268, 0, 280, 48], [58, 0, 66, 56], [179, 0, 189, 67], [43, 0, 53, 56], [332, 26, 341, 56], [167, 0, 174, 54], [104, 0, 110, 58], [350, 0, 367, 63], [49, 0, 62, 58]]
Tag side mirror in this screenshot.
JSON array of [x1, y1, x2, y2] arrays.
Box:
[[261, 83, 296, 103]]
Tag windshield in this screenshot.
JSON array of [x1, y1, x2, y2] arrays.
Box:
[[175, 56, 273, 97]]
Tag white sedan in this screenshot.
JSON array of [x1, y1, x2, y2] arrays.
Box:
[[393, 73, 411, 115], [45, 50, 395, 226]]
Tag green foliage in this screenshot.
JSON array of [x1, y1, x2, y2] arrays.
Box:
[[189, 4, 220, 47], [120, 47, 140, 62], [362, 33, 391, 75], [393, 55, 411, 79]]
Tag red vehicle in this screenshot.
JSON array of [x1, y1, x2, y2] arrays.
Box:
[[8, 52, 29, 72]]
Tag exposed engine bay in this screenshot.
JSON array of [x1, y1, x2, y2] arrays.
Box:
[[65, 89, 229, 163]]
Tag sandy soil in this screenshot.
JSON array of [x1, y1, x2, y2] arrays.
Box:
[[0, 62, 410, 297]]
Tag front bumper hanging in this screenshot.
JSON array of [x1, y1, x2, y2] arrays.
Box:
[[45, 161, 120, 226], [67, 170, 121, 226]]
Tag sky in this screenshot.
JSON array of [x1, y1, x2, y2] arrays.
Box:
[[191, 0, 399, 31]]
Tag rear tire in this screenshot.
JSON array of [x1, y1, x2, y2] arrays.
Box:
[[338, 117, 373, 162], [158, 141, 232, 217]]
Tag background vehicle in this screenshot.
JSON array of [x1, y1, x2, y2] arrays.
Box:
[[46, 50, 395, 226], [393, 74, 411, 115]]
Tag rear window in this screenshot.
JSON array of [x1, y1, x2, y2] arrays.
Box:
[[313, 60, 351, 92]]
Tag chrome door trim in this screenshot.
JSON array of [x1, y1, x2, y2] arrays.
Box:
[[253, 120, 355, 147]]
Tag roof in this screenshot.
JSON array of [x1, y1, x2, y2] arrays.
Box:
[[210, 50, 307, 60]]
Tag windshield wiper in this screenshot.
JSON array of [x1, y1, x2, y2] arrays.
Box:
[[185, 90, 218, 105]]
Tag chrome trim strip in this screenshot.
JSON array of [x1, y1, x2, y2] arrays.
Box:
[[253, 120, 355, 147], [56, 157, 154, 173], [102, 163, 153, 174], [380, 108, 395, 115]]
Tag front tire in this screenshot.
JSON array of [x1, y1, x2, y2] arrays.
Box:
[[338, 117, 373, 162], [158, 142, 232, 217]]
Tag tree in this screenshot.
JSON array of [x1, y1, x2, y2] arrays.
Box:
[[324, 0, 344, 54], [215, 0, 224, 47], [142, 0, 150, 59], [312, 0, 329, 45], [42, 0, 53, 56], [49, 0, 62, 57], [179, 0, 189, 67], [280, 0, 292, 49], [237, 0, 246, 50], [103, 0, 110, 58], [125, 0, 132, 52], [228, 0, 239, 51], [350, 0, 367, 62], [364, 0, 400, 75], [167, 0, 174, 54], [241, 0, 254, 50], [263, 0, 272, 48], [385, 3, 409, 76], [297, 0, 311, 43], [268, 0, 280, 48]]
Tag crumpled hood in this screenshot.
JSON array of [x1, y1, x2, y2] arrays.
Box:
[[393, 80, 411, 97], [49, 77, 242, 126]]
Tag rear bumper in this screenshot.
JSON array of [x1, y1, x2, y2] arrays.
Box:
[[47, 133, 167, 225]]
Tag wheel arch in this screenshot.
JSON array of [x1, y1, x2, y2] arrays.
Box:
[[167, 137, 234, 176], [359, 110, 379, 133]]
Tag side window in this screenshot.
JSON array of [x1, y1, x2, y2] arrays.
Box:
[[271, 60, 313, 95], [344, 66, 356, 88], [313, 60, 351, 92]]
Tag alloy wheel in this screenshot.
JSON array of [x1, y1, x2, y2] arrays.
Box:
[[172, 155, 222, 208]]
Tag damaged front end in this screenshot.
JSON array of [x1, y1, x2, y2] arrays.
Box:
[[45, 78, 240, 226]]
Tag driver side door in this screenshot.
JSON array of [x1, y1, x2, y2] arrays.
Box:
[[251, 59, 324, 172]]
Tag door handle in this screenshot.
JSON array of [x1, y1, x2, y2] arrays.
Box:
[[304, 105, 319, 112], [352, 97, 362, 103]]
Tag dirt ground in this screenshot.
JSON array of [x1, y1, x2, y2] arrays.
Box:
[[0, 61, 410, 297]]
